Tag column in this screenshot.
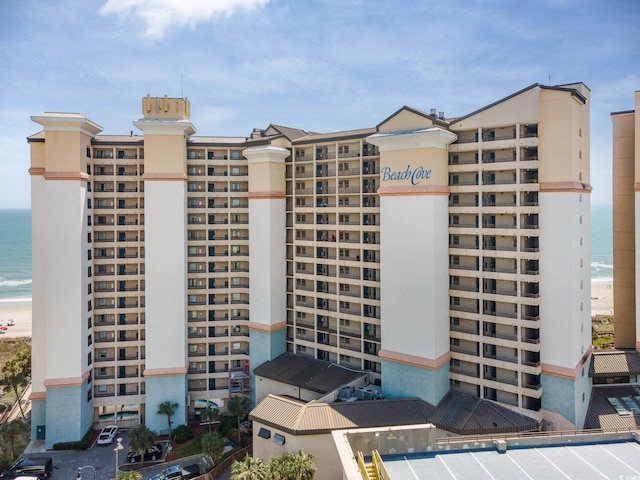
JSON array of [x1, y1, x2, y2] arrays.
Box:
[[30, 113, 102, 447], [367, 126, 456, 405], [134, 97, 195, 433], [244, 145, 289, 404]]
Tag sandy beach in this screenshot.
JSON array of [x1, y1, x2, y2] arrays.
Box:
[[591, 280, 614, 316], [0, 283, 617, 341], [0, 302, 33, 338]]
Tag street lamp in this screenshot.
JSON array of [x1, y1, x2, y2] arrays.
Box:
[[114, 437, 123, 480], [77, 465, 96, 480]]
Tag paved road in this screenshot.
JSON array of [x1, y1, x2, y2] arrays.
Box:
[[23, 432, 215, 480]]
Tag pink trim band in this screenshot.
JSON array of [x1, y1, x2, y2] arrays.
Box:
[[541, 345, 593, 380], [378, 349, 450, 370], [141, 173, 188, 181], [29, 167, 45, 176], [143, 365, 188, 377], [248, 321, 286, 333], [43, 171, 90, 181], [378, 185, 449, 196], [539, 182, 592, 193], [248, 192, 286, 199], [44, 371, 90, 388], [29, 391, 46, 401]]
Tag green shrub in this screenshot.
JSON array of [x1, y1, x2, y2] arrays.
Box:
[[171, 424, 193, 444], [52, 427, 94, 450]]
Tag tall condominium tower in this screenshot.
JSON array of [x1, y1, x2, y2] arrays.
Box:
[[28, 83, 591, 447], [612, 91, 640, 349]]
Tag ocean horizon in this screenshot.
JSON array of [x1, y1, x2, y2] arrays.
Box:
[[0, 205, 614, 303]]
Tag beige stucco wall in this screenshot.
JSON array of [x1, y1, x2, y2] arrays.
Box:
[[252, 421, 343, 480], [247, 160, 286, 193], [378, 109, 433, 132], [380, 147, 448, 187], [142, 134, 187, 174], [539, 88, 590, 184], [44, 130, 90, 172], [613, 111, 636, 348], [449, 87, 540, 131]]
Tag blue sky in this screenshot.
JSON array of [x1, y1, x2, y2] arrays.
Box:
[[0, 0, 638, 208]]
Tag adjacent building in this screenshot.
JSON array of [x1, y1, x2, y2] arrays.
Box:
[[28, 82, 592, 447]]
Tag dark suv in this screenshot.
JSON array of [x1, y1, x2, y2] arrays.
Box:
[[126, 443, 163, 463]]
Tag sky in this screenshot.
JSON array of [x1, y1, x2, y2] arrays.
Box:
[[0, 0, 638, 208]]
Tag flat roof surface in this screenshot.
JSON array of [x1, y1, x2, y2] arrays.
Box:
[[382, 440, 640, 479]]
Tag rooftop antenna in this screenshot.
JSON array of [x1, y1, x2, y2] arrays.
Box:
[[548, 75, 551, 85], [181, 73, 184, 99]]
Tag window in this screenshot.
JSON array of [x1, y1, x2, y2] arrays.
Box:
[[258, 428, 271, 439], [273, 434, 286, 445]]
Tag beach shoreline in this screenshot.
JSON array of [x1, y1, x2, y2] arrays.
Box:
[[0, 279, 617, 342], [0, 301, 33, 338]]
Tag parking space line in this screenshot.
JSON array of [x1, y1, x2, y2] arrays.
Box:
[[566, 446, 610, 479], [598, 444, 640, 475], [535, 448, 572, 480], [506, 452, 534, 480]]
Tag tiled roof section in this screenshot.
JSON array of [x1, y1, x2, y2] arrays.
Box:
[[375, 105, 450, 130], [429, 391, 539, 435], [292, 127, 376, 145], [249, 395, 435, 435], [269, 125, 309, 141], [252, 353, 367, 394], [27, 131, 45, 142], [584, 385, 640, 430], [92, 135, 144, 145], [589, 350, 640, 377]]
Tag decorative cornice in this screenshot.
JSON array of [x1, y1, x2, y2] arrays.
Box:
[[539, 181, 592, 193], [143, 365, 188, 377], [634, 183, 640, 192], [43, 171, 90, 181], [29, 391, 46, 401], [31, 113, 102, 136], [242, 145, 290, 164], [378, 349, 450, 371], [28, 167, 45, 176], [44, 371, 90, 388], [367, 126, 457, 152], [377, 185, 448, 196], [248, 321, 287, 333], [141, 173, 188, 181], [248, 191, 286, 199], [541, 345, 593, 380]]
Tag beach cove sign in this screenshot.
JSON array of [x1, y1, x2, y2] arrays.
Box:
[[381, 165, 432, 186]]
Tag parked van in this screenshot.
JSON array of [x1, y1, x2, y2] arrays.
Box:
[[0, 457, 53, 479]]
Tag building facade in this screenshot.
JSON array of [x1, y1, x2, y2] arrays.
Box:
[[28, 83, 592, 447], [612, 91, 640, 350]]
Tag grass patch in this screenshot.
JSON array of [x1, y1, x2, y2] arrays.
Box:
[[0, 338, 30, 369]]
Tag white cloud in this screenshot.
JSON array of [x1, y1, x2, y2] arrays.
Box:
[[100, 0, 271, 39]]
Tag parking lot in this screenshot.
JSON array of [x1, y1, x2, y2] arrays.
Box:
[[21, 431, 208, 480]]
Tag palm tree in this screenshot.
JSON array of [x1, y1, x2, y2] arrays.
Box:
[[227, 395, 250, 446], [157, 401, 178, 440], [0, 359, 27, 419], [117, 472, 143, 480], [128, 424, 155, 466], [231, 455, 267, 480], [0, 420, 26, 461], [267, 454, 288, 480], [200, 403, 218, 433], [282, 451, 316, 480]]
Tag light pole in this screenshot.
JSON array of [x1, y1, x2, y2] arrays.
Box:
[[77, 465, 97, 480], [114, 437, 123, 480]]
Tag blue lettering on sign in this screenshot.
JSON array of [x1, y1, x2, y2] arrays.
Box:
[[381, 165, 432, 185]]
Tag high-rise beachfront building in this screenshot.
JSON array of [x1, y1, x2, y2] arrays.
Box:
[[612, 91, 640, 349], [28, 83, 592, 447]]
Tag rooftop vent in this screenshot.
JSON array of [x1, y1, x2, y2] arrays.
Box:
[[430, 108, 437, 116]]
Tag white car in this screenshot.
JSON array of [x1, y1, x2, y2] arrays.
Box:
[[97, 425, 119, 445]]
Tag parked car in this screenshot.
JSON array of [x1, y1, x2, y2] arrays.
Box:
[[97, 425, 119, 445], [0, 457, 53, 479], [149, 465, 184, 480], [126, 443, 163, 463]]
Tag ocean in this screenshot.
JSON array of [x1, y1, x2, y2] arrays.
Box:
[[0, 209, 32, 303], [0, 206, 614, 302]]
